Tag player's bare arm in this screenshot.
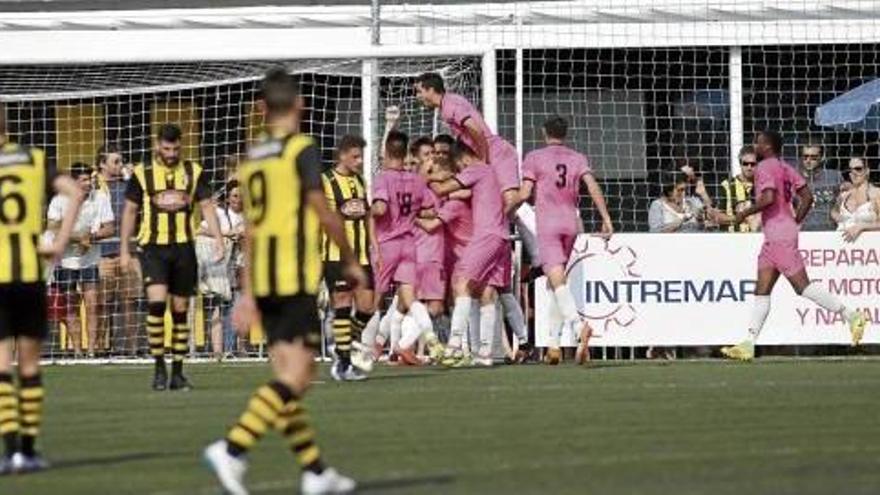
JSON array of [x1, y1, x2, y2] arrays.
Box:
[[308, 189, 367, 288], [371, 199, 388, 218], [415, 217, 442, 233], [583, 173, 614, 237], [199, 198, 225, 262], [448, 189, 472, 200], [734, 188, 776, 225], [39, 174, 85, 261], [118, 199, 139, 270], [793, 185, 813, 225], [463, 119, 490, 163], [232, 225, 258, 335]]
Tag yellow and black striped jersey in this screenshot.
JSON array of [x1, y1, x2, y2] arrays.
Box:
[[239, 133, 323, 298], [125, 158, 211, 246], [322, 168, 370, 265], [0, 142, 49, 284]]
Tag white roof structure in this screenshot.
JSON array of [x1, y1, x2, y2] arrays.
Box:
[[2, 0, 880, 63]]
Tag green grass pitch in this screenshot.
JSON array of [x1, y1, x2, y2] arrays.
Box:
[[2, 360, 879, 495]]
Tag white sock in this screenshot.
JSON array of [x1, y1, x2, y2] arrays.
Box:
[[449, 296, 473, 349], [553, 284, 580, 325], [409, 300, 436, 338], [546, 286, 563, 347], [747, 295, 771, 341], [362, 312, 381, 346], [801, 282, 856, 320], [500, 292, 527, 342], [479, 303, 497, 356], [468, 302, 481, 355], [389, 308, 405, 351], [398, 312, 422, 350]]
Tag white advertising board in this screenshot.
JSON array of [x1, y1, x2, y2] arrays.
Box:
[[535, 233, 880, 346]]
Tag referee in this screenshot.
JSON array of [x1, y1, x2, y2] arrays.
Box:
[[120, 123, 223, 391]]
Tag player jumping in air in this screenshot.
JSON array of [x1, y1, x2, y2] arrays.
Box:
[[204, 69, 366, 495], [515, 116, 614, 365], [713, 130, 868, 360], [415, 73, 531, 358]]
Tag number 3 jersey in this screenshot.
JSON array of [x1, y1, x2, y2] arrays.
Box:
[[238, 133, 323, 298], [371, 168, 433, 244], [754, 157, 806, 243], [521, 144, 592, 238], [0, 142, 48, 284]]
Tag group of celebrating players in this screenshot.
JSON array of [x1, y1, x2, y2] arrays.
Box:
[[0, 66, 869, 494]]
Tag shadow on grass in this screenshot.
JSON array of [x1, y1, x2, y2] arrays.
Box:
[[357, 473, 455, 492], [50, 451, 183, 471]]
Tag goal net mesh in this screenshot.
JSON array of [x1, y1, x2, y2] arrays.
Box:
[[0, 56, 483, 360]]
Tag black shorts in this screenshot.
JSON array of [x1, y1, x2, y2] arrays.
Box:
[[139, 244, 198, 296], [0, 283, 48, 340], [256, 295, 321, 350], [323, 262, 374, 293]]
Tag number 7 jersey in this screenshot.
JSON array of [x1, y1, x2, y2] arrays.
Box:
[[521, 144, 592, 237], [238, 133, 324, 298]]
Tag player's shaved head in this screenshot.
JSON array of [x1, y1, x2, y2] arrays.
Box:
[[543, 116, 568, 140], [385, 130, 409, 161], [260, 68, 301, 118]]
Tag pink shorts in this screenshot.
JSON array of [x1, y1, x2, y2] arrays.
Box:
[[757, 238, 805, 277], [374, 236, 417, 294], [489, 137, 520, 192], [458, 234, 510, 289], [417, 261, 447, 301], [538, 230, 577, 273]]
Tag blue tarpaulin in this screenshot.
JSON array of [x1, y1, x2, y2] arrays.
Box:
[[815, 79, 880, 131]]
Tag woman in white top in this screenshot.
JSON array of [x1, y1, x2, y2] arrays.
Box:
[[196, 181, 244, 359], [648, 172, 705, 233], [47, 163, 115, 357], [833, 158, 880, 243]]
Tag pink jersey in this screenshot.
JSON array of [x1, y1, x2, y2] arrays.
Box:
[[437, 198, 474, 262], [372, 169, 432, 243], [522, 144, 591, 236], [415, 189, 445, 265], [754, 157, 806, 242], [455, 162, 507, 239], [440, 92, 514, 165]]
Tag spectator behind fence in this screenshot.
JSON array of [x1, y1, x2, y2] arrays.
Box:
[[195, 179, 244, 360], [833, 158, 880, 243], [798, 143, 842, 231], [47, 162, 115, 357], [718, 145, 760, 232], [95, 144, 143, 355], [648, 171, 705, 233]]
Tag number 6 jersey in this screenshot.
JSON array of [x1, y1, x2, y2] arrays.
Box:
[[238, 133, 323, 298], [0, 142, 48, 284]]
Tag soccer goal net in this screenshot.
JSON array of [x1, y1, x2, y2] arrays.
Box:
[[0, 52, 487, 361]]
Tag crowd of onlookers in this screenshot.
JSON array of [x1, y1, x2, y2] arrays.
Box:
[[649, 144, 880, 237], [45, 142, 880, 358]]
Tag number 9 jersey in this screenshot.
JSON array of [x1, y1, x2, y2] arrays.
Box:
[[238, 133, 324, 298], [0, 142, 48, 284]]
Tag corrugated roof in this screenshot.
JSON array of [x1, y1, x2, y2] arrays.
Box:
[[0, 0, 520, 12]]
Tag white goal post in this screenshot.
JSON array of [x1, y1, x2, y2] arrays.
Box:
[[0, 38, 499, 361]]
